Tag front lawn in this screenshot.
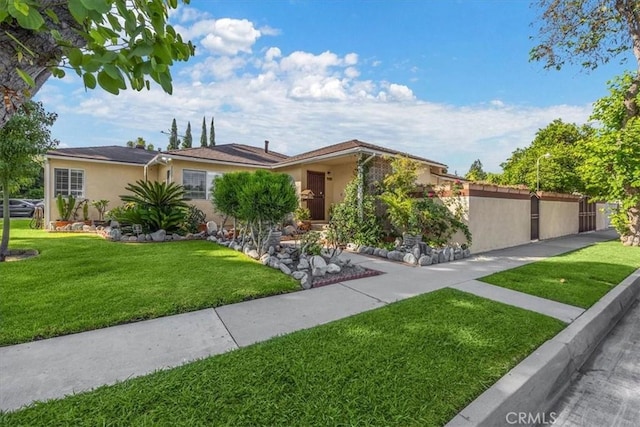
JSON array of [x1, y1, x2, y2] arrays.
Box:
[[0, 220, 299, 345], [0, 288, 565, 426], [480, 241, 640, 308]]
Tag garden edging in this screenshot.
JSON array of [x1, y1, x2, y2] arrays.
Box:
[[445, 268, 640, 427]]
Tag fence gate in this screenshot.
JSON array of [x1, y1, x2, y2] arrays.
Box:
[[579, 197, 596, 232], [531, 195, 540, 240]]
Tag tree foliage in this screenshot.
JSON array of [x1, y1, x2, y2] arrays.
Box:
[[465, 159, 487, 181], [378, 156, 421, 234], [118, 180, 188, 233], [530, 0, 640, 120], [327, 175, 382, 247], [200, 116, 207, 147], [579, 73, 640, 245], [126, 136, 154, 150], [0, 101, 57, 260], [182, 121, 192, 149], [499, 119, 592, 193], [168, 118, 179, 150], [209, 116, 216, 146], [0, 0, 195, 127]]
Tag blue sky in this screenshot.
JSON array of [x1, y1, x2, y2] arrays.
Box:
[[36, 0, 631, 174]]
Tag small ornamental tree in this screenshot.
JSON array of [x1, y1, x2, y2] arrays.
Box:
[[378, 156, 421, 235], [0, 101, 58, 260], [236, 171, 297, 253], [579, 73, 640, 246], [211, 171, 251, 233]]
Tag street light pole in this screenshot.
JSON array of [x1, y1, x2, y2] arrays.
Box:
[[536, 152, 551, 192]]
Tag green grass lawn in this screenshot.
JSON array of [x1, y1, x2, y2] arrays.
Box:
[[0, 288, 565, 426], [0, 220, 299, 346], [480, 241, 640, 308]]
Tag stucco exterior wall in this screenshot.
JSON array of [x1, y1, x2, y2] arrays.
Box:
[[539, 200, 579, 240], [44, 158, 146, 223], [467, 196, 531, 253], [161, 159, 264, 225]]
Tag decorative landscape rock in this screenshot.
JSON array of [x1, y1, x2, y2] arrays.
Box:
[[206, 221, 218, 235], [418, 255, 432, 266], [403, 253, 418, 265], [327, 263, 341, 274], [150, 229, 166, 242]]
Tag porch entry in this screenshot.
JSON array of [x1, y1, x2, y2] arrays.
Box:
[[306, 171, 325, 220], [531, 195, 540, 240], [579, 197, 596, 232]]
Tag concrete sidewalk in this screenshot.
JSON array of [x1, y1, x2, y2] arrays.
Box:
[[0, 229, 622, 413]]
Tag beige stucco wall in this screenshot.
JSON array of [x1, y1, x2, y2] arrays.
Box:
[[539, 200, 579, 240], [45, 158, 147, 223], [160, 159, 265, 225], [467, 196, 531, 253]]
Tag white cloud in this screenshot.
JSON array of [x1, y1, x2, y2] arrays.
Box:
[[38, 11, 595, 177], [176, 18, 262, 56]]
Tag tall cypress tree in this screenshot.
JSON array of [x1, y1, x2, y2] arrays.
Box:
[[209, 116, 216, 146], [200, 116, 207, 147], [169, 118, 179, 150], [182, 121, 193, 149]]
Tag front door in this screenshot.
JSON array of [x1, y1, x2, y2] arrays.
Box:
[[531, 195, 540, 240], [306, 171, 325, 220]]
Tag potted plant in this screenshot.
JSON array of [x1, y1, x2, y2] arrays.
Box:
[[55, 194, 76, 228], [294, 206, 312, 231], [91, 199, 110, 226]]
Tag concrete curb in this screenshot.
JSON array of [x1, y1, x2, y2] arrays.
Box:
[[445, 269, 640, 427]]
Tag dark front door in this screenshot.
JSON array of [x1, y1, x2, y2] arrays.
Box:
[[306, 171, 325, 220], [531, 195, 540, 240]]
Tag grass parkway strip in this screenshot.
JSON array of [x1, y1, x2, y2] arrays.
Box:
[[480, 241, 640, 308], [0, 220, 299, 346], [0, 288, 565, 426]]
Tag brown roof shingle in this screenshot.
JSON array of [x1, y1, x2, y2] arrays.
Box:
[[275, 139, 447, 167], [166, 144, 288, 166]]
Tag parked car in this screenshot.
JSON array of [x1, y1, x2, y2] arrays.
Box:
[[0, 199, 36, 218]]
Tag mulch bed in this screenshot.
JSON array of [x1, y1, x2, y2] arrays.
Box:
[[4, 248, 39, 262], [312, 268, 384, 288]]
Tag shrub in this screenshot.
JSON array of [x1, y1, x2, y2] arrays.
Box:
[[55, 194, 75, 221], [118, 180, 188, 233], [211, 172, 251, 230], [181, 205, 207, 234], [327, 176, 382, 247]]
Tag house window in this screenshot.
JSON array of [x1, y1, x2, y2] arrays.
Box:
[[54, 168, 84, 198], [183, 169, 207, 199]]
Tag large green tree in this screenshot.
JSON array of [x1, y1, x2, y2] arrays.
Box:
[[168, 118, 179, 150], [465, 159, 487, 182], [580, 74, 640, 246], [531, 0, 640, 121], [182, 121, 192, 149], [200, 116, 207, 147], [209, 117, 216, 146], [0, 101, 58, 260], [0, 0, 195, 128], [500, 119, 592, 193]]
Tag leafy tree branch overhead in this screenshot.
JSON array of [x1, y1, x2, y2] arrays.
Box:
[[531, 0, 640, 120], [0, 0, 195, 128]]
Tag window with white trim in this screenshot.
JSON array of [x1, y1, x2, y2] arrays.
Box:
[[54, 168, 84, 198], [183, 169, 223, 200]]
